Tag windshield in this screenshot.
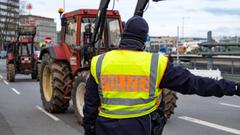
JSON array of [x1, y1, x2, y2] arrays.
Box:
[[18, 43, 32, 56], [80, 17, 121, 49]]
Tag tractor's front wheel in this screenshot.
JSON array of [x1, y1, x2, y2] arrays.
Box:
[[40, 60, 72, 113], [72, 71, 90, 124], [7, 64, 15, 82]]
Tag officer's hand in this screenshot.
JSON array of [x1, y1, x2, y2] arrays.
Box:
[[235, 83, 240, 96]]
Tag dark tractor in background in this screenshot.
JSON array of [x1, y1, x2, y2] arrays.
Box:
[[6, 26, 40, 82]]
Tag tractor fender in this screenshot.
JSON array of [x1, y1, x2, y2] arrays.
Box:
[[39, 45, 67, 60]]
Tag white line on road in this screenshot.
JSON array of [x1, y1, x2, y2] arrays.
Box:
[[179, 116, 240, 135], [36, 105, 60, 121], [0, 75, 3, 79], [11, 88, 21, 95], [220, 102, 240, 109], [3, 80, 9, 85]]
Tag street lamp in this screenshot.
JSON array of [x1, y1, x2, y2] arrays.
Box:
[[182, 16, 190, 40], [176, 26, 180, 65], [63, 0, 65, 11]]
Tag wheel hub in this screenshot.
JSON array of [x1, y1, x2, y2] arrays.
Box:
[[42, 65, 53, 102], [76, 82, 86, 117]]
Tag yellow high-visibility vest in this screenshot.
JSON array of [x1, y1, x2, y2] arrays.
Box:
[[91, 50, 168, 119]]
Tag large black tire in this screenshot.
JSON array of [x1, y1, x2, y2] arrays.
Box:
[[40, 60, 72, 113], [7, 64, 15, 82], [42, 53, 50, 63], [31, 71, 37, 79], [162, 88, 178, 119], [36, 63, 41, 81], [72, 71, 90, 124]]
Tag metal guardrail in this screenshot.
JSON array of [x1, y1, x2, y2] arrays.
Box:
[[222, 74, 240, 82], [200, 52, 240, 56], [172, 55, 240, 74], [174, 55, 240, 82]]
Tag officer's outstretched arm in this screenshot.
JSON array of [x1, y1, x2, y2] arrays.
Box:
[[160, 63, 239, 97]]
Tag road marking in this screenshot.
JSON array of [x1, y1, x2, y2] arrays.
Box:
[[0, 75, 3, 79], [11, 88, 21, 95], [220, 102, 240, 109], [179, 116, 240, 135], [3, 80, 9, 85], [36, 105, 60, 121]]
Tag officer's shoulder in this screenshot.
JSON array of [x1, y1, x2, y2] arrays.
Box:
[[92, 55, 101, 61]]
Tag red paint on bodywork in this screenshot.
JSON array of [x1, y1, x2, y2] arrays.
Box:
[[7, 53, 14, 61], [51, 45, 68, 60], [64, 9, 120, 18], [13, 40, 33, 43]]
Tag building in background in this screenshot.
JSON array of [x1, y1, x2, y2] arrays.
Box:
[[56, 31, 61, 44], [0, 0, 19, 51], [20, 15, 57, 48], [149, 36, 177, 53]]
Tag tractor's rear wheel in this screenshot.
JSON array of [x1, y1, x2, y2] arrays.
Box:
[[163, 88, 178, 119], [40, 60, 72, 113], [7, 64, 15, 82], [72, 71, 90, 124], [42, 53, 50, 63]]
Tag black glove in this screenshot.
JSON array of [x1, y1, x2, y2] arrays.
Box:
[[236, 83, 240, 96]]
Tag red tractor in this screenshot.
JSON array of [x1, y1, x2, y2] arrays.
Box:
[[6, 26, 40, 82], [39, 0, 177, 124]]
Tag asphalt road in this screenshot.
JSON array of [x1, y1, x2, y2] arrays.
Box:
[[0, 59, 240, 135]]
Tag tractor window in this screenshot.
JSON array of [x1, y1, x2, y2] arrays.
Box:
[[7, 43, 14, 53], [107, 19, 121, 48], [80, 18, 107, 49], [80, 18, 121, 49], [80, 18, 95, 47], [65, 19, 77, 45], [19, 43, 31, 56]]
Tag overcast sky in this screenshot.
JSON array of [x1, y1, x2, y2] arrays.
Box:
[[21, 0, 240, 37]]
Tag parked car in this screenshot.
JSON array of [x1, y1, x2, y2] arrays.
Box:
[[0, 50, 7, 59]]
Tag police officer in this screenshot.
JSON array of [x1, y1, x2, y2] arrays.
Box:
[[83, 16, 240, 135]]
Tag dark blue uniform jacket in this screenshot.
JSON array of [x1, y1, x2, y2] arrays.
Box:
[[83, 39, 237, 135]]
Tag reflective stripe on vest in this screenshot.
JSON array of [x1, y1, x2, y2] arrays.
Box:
[[91, 50, 168, 118]]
